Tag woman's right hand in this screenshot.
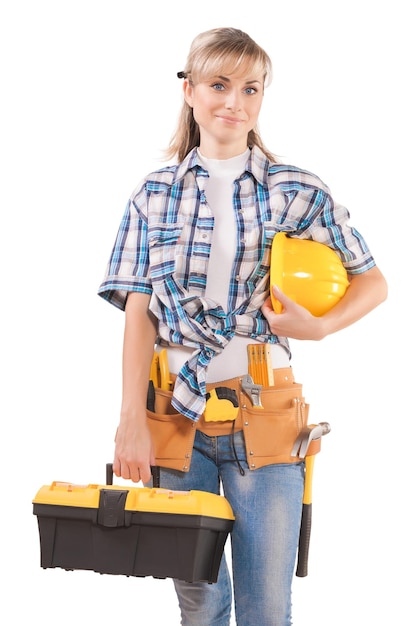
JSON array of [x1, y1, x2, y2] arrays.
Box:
[[113, 414, 155, 484]]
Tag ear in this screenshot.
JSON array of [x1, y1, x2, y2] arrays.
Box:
[[183, 79, 194, 107]]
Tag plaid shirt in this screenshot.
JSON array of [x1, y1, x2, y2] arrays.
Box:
[[98, 146, 375, 420]]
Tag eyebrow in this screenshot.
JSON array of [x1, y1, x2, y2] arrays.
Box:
[[215, 75, 262, 85]]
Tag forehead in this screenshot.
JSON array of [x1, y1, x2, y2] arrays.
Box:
[[194, 55, 266, 84]]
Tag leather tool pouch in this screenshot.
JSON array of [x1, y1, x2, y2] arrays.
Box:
[[146, 368, 309, 472], [146, 387, 196, 473], [241, 379, 309, 469]]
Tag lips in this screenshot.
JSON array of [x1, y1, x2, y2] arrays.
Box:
[[216, 115, 243, 124]]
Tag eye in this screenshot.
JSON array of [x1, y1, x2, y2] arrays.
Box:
[[211, 82, 225, 91], [244, 86, 258, 95]]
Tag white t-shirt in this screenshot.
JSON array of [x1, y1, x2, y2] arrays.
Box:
[[167, 149, 289, 382]]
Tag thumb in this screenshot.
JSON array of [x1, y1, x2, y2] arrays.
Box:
[[271, 285, 296, 310]]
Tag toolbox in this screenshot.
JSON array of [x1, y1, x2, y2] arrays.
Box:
[[33, 466, 235, 583]]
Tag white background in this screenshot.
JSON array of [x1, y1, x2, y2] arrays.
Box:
[[1, 1, 415, 624]]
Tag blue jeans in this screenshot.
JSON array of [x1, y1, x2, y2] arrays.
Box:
[[154, 429, 304, 626]]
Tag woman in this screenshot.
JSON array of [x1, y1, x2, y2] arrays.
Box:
[[98, 27, 387, 626]]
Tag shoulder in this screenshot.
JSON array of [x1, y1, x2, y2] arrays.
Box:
[[130, 151, 199, 199], [130, 164, 179, 198], [268, 163, 331, 195], [250, 147, 330, 195]]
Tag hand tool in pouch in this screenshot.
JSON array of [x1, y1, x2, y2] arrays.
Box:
[[149, 348, 172, 391], [241, 374, 263, 408], [291, 422, 331, 577], [148, 348, 172, 412], [205, 387, 239, 421], [247, 344, 274, 386]]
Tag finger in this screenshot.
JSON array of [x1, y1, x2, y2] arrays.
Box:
[[261, 297, 274, 316], [128, 465, 141, 483], [112, 457, 121, 477], [139, 463, 152, 485], [118, 460, 134, 481], [272, 285, 287, 301], [272, 285, 300, 310]]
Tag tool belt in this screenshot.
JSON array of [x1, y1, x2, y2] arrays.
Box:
[[146, 367, 314, 473]]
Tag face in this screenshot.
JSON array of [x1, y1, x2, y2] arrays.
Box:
[[183, 68, 264, 158]]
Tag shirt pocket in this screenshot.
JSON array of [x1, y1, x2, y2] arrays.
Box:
[[148, 224, 183, 283]]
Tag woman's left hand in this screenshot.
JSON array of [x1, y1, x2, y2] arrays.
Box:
[[261, 285, 326, 341], [263, 267, 388, 341]]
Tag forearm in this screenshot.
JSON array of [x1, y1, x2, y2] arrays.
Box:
[[262, 266, 388, 341], [120, 292, 158, 422], [114, 291, 158, 483], [317, 266, 388, 338]]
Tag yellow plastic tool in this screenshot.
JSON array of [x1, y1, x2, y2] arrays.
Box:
[[247, 344, 274, 386], [149, 352, 159, 387], [303, 454, 315, 506], [204, 387, 239, 422], [149, 348, 172, 390]]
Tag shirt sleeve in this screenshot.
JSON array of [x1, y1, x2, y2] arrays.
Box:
[[98, 182, 152, 311], [296, 187, 376, 275]]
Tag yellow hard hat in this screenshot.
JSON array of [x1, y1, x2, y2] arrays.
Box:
[[270, 233, 349, 316]]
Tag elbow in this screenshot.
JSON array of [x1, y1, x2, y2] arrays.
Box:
[[375, 269, 389, 305], [349, 265, 388, 310], [380, 276, 389, 304]]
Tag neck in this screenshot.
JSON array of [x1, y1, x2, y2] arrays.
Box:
[[198, 138, 249, 160]]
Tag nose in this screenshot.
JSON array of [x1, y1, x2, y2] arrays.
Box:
[[224, 88, 242, 111]]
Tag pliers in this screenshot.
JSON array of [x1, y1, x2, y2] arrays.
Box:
[[149, 348, 172, 391]]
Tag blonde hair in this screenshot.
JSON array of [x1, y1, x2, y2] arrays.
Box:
[[166, 28, 276, 162]]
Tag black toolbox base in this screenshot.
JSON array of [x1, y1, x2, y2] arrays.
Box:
[[35, 506, 233, 583]]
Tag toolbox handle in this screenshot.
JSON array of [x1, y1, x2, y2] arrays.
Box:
[[105, 463, 160, 488]]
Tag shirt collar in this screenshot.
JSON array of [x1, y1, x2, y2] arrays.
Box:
[[172, 145, 272, 187], [247, 145, 274, 188]]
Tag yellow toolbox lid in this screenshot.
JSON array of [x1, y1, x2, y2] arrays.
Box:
[[33, 482, 235, 520]]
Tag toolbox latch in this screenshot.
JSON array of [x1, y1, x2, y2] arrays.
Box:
[[98, 489, 128, 527]]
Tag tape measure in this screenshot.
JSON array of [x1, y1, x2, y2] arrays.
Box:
[[204, 387, 239, 422]]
